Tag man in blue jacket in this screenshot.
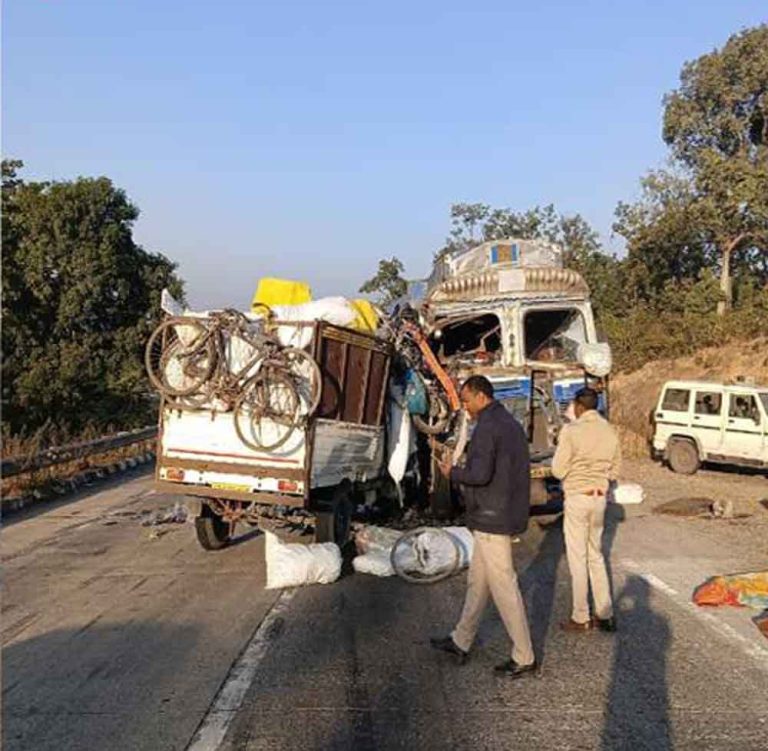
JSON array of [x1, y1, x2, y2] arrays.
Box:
[[431, 375, 536, 677]]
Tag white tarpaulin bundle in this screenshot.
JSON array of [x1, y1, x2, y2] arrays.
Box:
[[577, 342, 613, 377], [162, 289, 357, 351], [352, 525, 474, 578], [264, 531, 341, 589]]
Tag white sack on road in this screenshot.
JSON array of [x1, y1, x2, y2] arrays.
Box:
[[264, 531, 341, 589], [610, 482, 644, 505]]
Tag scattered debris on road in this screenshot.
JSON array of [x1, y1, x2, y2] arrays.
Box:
[[655, 497, 716, 516], [140, 501, 188, 527], [693, 571, 768, 639]]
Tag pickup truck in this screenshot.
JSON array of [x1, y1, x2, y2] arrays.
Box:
[[152, 315, 397, 549]]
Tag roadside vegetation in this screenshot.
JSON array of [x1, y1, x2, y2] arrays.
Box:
[[363, 25, 768, 373]]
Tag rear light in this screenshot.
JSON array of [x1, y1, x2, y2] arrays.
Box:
[[277, 480, 299, 493], [166, 467, 185, 482]]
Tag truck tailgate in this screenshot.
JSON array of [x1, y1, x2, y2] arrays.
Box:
[[157, 408, 307, 500]]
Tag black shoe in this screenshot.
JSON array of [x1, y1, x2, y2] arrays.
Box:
[[430, 636, 468, 664], [592, 617, 617, 633], [494, 659, 539, 678]]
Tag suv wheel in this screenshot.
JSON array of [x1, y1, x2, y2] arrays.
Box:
[[667, 439, 700, 475]]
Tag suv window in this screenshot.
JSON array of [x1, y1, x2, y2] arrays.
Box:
[[662, 388, 690, 412], [728, 393, 760, 421], [694, 391, 722, 415]]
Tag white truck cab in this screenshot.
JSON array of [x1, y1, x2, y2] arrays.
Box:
[[653, 379, 768, 474]]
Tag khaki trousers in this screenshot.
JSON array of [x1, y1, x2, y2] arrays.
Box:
[[451, 530, 535, 666], [564, 493, 613, 623]]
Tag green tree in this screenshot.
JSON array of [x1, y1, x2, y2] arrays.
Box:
[[359, 257, 408, 307], [618, 25, 768, 313], [1, 160, 184, 440]]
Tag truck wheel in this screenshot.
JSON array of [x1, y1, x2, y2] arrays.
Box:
[[195, 512, 231, 550], [315, 487, 353, 546], [667, 439, 700, 475]]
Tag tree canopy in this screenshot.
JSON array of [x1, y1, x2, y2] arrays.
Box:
[[2, 160, 184, 440], [358, 257, 408, 308], [618, 24, 768, 312]]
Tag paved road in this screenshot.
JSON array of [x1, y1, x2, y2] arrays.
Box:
[[3, 471, 768, 750]]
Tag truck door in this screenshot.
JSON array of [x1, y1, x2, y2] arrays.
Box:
[[722, 392, 764, 460], [692, 388, 724, 455]]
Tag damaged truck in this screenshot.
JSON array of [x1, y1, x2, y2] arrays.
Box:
[[146, 238, 611, 550], [395, 238, 612, 512]]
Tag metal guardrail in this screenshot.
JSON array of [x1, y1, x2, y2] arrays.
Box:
[[1, 426, 158, 478]]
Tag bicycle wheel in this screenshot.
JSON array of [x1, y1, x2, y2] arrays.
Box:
[[234, 368, 301, 451], [390, 527, 462, 584], [280, 347, 322, 416], [146, 317, 216, 397], [412, 390, 452, 435]]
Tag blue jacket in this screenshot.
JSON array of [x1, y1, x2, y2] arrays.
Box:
[[451, 400, 530, 536]]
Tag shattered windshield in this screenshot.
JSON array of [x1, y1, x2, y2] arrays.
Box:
[[524, 308, 587, 363], [431, 314, 503, 366]]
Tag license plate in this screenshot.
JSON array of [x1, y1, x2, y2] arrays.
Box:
[[211, 482, 251, 492]]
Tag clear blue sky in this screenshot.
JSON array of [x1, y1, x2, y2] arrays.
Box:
[[4, 1, 766, 308]]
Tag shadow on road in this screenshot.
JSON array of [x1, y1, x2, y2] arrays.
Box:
[[603, 502, 626, 604], [3, 620, 201, 751], [601, 576, 672, 751], [522, 500, 625, 666], [521, 515, 565, 664]]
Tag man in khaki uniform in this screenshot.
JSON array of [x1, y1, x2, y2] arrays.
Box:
[[552, 387, 621, 632]]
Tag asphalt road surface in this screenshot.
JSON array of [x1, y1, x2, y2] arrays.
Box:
[[3, 469, 768, 750]]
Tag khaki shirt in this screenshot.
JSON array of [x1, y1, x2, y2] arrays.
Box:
[[552, 410, 621, 496]]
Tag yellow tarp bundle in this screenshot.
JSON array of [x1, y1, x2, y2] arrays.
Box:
[[349, 299, 379, 333], [251, 278, 312, 311]]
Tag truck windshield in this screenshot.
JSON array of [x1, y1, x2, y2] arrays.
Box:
[[760, 392, 768, 416], [431, 314, 502, 366], [524, 308, 587, 363]]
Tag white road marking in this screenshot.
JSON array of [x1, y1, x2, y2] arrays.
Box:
[[185, 588, 296, 751], [621, 560, 768, 672]]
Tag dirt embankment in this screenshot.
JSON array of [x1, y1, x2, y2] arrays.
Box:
[[610, 337, 768, 457]]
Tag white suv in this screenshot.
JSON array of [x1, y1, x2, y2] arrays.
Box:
[[653, 380, 768, 474]]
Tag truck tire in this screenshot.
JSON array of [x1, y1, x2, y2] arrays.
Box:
[[314, 486, 353, 546], [667, 439, 700, 475], [195, 513, 231, 550]]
